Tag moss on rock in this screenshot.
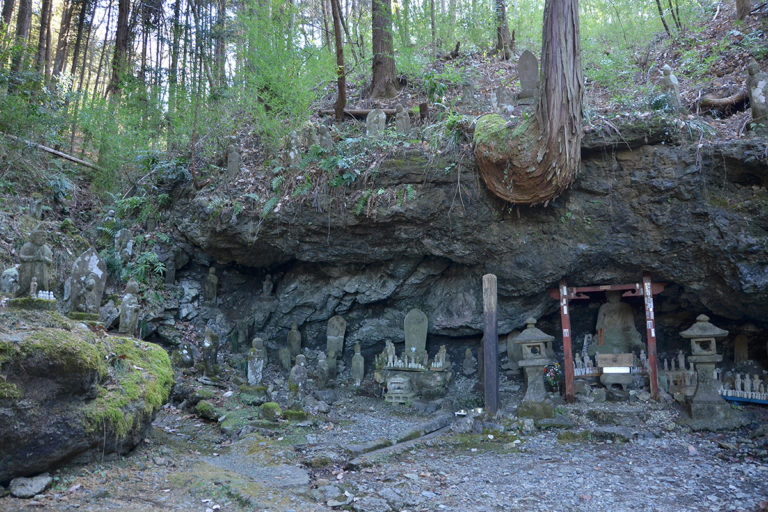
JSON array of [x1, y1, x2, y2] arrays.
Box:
[[258, 402, 282, 421], [196, 400, 219, 421]]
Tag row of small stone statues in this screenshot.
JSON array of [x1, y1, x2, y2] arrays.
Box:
[[2, 226, 141, 337], [720, 372, 767, 401]]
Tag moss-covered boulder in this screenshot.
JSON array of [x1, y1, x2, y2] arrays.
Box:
[[258, 402, 282, 421], [0, 311, 173, 484]]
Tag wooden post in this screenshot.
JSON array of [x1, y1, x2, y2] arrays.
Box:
[[482, 274, 499, 416], [558, 280, 575, 403], [643, 273, 660, 399]]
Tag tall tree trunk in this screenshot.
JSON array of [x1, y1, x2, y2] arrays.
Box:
[[1, 0, 15, 28], [107, 0, 131, 98], [494, 0, 512, 60], [92, 0, 113, 103], [330, 0, 345, 121], [70, 0, 91, 77], [429, 0, 435, 58], [473, 0, 583, 205], [321, 0, 332, 52], [9, 0, 31, 74], [214, 0, 226, 88], [401, 0, 409, 46], [736, 0, 750, 19], [655, 0, 671, 36], [52, 0, 74, 77], [168, 0, 182, 112], [370, 0, 397, 98], [35, 0, 52, 73]]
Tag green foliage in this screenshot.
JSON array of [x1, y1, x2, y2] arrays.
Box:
[[261, 197, 279, 218], [124, 251, 165, 284]]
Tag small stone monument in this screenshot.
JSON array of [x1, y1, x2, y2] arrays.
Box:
[[351, 343, 364, 386], [734, 334, 749, 365], [660, 64, 682, 110], [459, 79, 475, 105], [1, 267, 19, 295], [114, 229, 133, 262], [317, 125, 334, 151], [463, 348, 477, 376], [385, 374, 415, 403], [315, 351, 329, 388], [227, 144, 241, 179], [326, 316, 346, 360], [682, 314, 747, 430], [203, 267, 218, 304], [285, 131, 302, 168], [248, 337, 267, 385], [326, 348, 338, 380], [747, 59, 768, 133], [366, 109, 386, 137], [404, 308, 428, 363], [278, 347, 292, 371], [511, 317, 555, 419], [290, 354, 308, 391], [29, 276, 38, 297], [70, 248, 107, 315], [202, 326, 219, 376], [518, 50, 540, 102], [118, 278, 141, 336], [303, 123, 320, 148], [495, 86, 515, 112], [430, 345, 450, 371], [590, 291, 644, 356], [394, 104, 411, 133], [17, 227, 53, 297], [287, 323, 302, 358]]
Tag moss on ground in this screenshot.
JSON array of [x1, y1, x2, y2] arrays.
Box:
[[258, 402, 282, 421], [8, 297, 58, 311]]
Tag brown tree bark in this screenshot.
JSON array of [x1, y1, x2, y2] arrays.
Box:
[[168, 0, 182, 112], [69, 0, 91, 77], [34, 0, 53, 73], [9, 0, 31, 74], [330, 0, 345, 122], [655, 0, 671, 36], [107, 0, 131, 98], [52, 0, 75, 77], [494, 0, 512, 60], [321, 0, 332, 52], [1, 0, 15, 28], [473, 0, 583, 206], [370, 0, 398, 98], [736, 0, 750, 19], [214, 0, 226, 88]]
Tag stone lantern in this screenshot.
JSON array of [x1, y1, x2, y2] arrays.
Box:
[[511, 317, 554, 418], [680, 314, 745, 430]]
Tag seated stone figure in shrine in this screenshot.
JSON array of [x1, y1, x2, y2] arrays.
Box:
[[588, 291, 644, 356]]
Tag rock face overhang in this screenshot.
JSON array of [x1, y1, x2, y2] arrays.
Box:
[[169, 133, 768, 351]]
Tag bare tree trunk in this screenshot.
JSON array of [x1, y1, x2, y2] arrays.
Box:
[[430, 0, 435, 58], [70, 0, 91, 77], [35, 0, 52, 73], [91, 0, 113, 103], [736, 0, 750, 19], [168, 0, 181, 112], [402, 0, 410, 46], [474, 0, 583, 205], [52, 0, 74, 77], [330, 0, 345, 121], [214, 0, 226, 88], [655, 0, 671, 36], [107, 0, 131, 98], [370, 0, 397, 98], [9, 0, 31, 74], [1, 0, 15, 28], [321, 0, 332, 51], [494, 0, 512, 60]]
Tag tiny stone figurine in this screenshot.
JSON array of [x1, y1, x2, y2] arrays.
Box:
[[287, 323, 302, 358], [660, 64, 682, 110], [385, 340, 396, 367], [118, 278, 141, 336], [735, 373, 742, 392], [290, 354, 308, 391], [677, 350, 686, 373], [433, 345, 448, 369], [203, 267, 218, 304], [747, 59, 768, 133], [351, 343, 364, 386], [365, 109, 386, 137], [29, 276, 38, 298], [278, 347, 292, 371], [394, 104, 411, 133], [744, 374, 752, 394], [247, 337, 267, 386], [202, 326, 219, 376], [317, 125, 334, 151], [462, 348, 477, 376], [17, 227, 53, 297]]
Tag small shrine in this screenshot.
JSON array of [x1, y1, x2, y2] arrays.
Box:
[[374, 309, 453, 403], [511, 317, 555, 419]]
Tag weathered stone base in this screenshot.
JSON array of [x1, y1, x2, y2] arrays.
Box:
[[8, 297, 57, 311], [517, 400, 554, 420], [680, 401, 750, 431]]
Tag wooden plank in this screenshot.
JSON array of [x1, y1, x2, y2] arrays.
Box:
[[559, 280, 575, 403], [482, 274, 499, 416], [643, 273, 660, 399], [596, 353, 635, 367]]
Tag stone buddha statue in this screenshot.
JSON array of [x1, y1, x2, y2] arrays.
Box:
[[589, 291, 643, 356]]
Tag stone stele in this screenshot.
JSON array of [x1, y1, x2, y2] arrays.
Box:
[[404, 308, 428, 361], [326, 315, 347, 359], [69, 248, 107, 314], [518, 50, 540, 99]]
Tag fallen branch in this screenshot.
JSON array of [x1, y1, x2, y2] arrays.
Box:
[[699, 90, 749, 115], [317, 108, 397, 119], [2, 133, 102, 172]]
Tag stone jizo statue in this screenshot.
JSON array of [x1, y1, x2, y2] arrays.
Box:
[[17, 227, 53, 297], [366, 109, 386, 137], [290, 354, 308, 391], [203, 267, 218, 304], [202, 326, 219, 375], [462, 348, 477, 376], [70, 248, 107, 314], [119, 278, 141, 336], [394, 104, 411, 133], [590, 291, 643, 356], [287, 323, 302, 357], [351, 343, 364, 386], [248, 337, 267, 386], [660, 64, 682, 110]]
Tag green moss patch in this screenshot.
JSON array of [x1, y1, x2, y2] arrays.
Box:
[[8, 297, 57, 311], [196, 400, 219, 421], [68, 312, 101, 322], [258, 402, 282, 421], [282, 409, 308, 421]]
